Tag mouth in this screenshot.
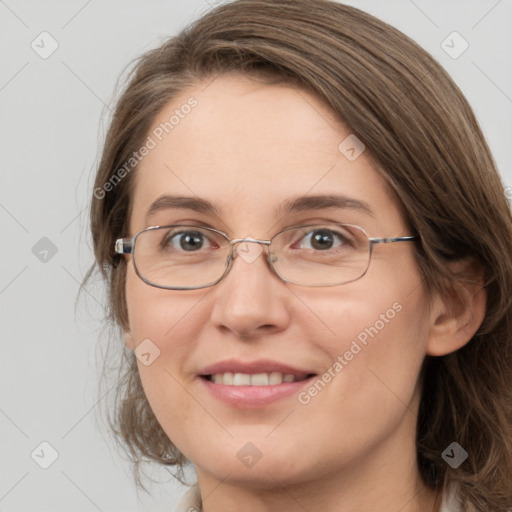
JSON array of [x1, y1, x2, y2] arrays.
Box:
[[197, 359, 318, 407], [200, 372, 316, 386]]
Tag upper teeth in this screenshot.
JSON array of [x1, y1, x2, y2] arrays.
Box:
[[211, 372, 299, 386]]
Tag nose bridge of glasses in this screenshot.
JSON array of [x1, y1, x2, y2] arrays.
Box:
[[229, 237, 271, 247], [228, 237, 276, 265]]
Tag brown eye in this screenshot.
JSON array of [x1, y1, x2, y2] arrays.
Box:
[[295, 228, 352, 251], [161, 230, 213, 252]]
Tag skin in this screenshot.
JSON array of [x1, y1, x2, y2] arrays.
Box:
[[123, 73, 486, 512]]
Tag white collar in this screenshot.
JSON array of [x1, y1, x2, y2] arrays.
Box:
[[174, 484, 202, 512], [440, 484, 461, 512]]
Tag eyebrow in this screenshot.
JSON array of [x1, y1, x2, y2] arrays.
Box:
[[277, 194, 374, 218], [145, 195, 220, 222], [145, 193, 374, 222]]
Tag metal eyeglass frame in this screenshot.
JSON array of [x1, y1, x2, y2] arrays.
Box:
[[115, 224, 419, 290]]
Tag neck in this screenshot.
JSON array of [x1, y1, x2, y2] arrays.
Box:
[[196, 471, 441, 512]]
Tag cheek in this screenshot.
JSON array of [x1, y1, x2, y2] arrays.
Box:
[[125, 262, 205, 347], [302, 272, 430, 427], [124, 263, 211, 452]]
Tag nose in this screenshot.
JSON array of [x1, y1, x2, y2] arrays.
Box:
[[209, 239, 291, 339]]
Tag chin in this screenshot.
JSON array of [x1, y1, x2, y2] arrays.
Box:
[[192, 440, 318, 488]]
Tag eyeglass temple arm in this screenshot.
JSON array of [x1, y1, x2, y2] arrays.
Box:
[[115, 238, 133, 254], [369, 235, 418, 244]]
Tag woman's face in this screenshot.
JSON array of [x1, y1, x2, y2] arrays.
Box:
[[125, 73, 431, 489]]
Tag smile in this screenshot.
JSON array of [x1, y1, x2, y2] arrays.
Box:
[[203, 372, 312, 386]]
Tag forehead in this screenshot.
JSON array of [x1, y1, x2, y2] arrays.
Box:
[[130, 73, 403, 233]]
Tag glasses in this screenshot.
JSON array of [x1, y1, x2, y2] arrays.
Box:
[[115, 223, 418, 290]]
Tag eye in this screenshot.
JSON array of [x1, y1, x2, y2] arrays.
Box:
[[295, 228, 352, 251], [161, 229, 217, 252]]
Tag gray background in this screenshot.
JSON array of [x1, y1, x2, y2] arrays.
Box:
[[1, 0, 511, 510]]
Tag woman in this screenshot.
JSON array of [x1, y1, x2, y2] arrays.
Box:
[[87, 1, 512, 510]]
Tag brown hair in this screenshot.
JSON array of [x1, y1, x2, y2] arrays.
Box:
[[87, 1, 512, 509]]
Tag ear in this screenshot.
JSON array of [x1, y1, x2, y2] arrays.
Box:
[[426, 259, 487, 356], [123, 331, 136, 350]]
